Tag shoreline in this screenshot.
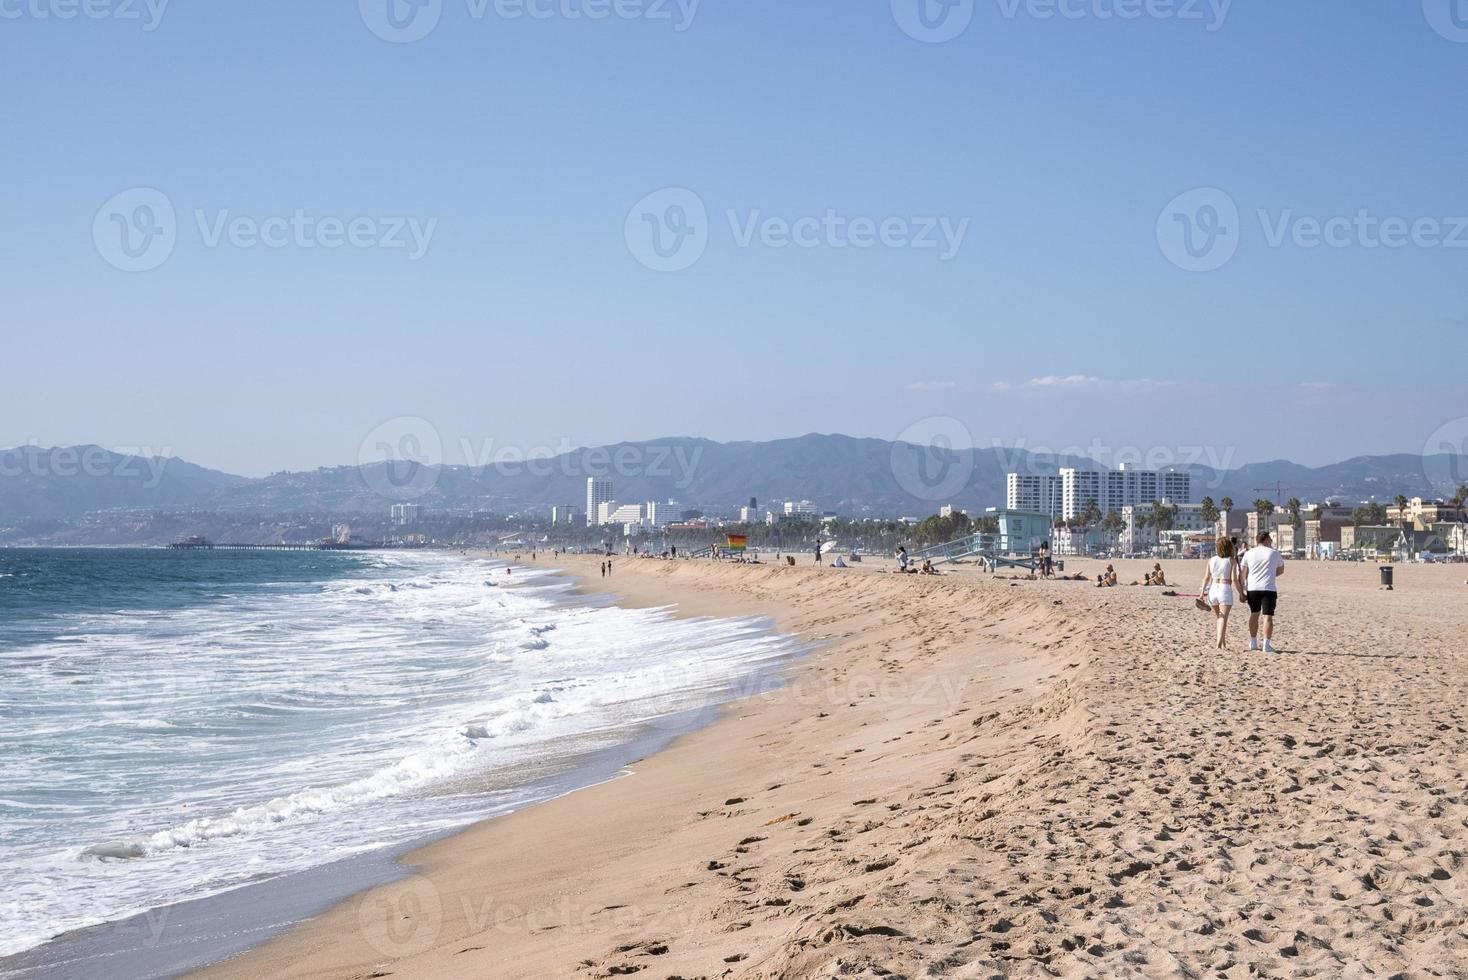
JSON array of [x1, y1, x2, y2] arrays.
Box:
[[187, 554, 1076, 978]]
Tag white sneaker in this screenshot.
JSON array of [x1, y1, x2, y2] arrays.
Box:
[[1248, 638, 1258, 651], [1263, 641, 1278, 654]]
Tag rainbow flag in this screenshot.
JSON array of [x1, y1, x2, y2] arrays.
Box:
[[726, 534, 748, 553]]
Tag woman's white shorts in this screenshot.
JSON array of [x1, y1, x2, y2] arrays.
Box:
[[1207, 584, 1235, 607]]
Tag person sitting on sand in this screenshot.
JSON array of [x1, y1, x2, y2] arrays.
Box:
[[919, 559, 938, 575], [1150, 563, 1167, 587], [1201, 535, 1243, 650], [1096, 565, 1118, 587]]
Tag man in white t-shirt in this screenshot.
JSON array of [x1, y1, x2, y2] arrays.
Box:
[[1241, 531, 1286, 653]]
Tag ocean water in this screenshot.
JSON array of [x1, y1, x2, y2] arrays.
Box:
[[0, 549, 800, 958]]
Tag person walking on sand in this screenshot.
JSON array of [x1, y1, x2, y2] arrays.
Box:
[[1201, 536, 1243, 650], [1241, 530, 1285, 653]]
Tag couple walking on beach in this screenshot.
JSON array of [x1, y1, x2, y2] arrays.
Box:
[[1200, 531, 1285, 653]]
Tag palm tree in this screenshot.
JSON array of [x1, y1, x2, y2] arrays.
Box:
[[1253, 499, 1275, 538], [1199, 496, 1220, 526], [1220, 496, 1234, 515], [1287, 496, 1303, 529], [1394, 494, 1409, 519], [1454, 486, 1468, 509]]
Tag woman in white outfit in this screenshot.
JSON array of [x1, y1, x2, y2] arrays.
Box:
[[1200, 536, 1244, 650]]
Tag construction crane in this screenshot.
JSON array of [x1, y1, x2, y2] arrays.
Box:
[[1252, 482, 1292, 507]]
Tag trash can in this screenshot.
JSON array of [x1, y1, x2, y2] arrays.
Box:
[[1380, 565, 1394, 590]]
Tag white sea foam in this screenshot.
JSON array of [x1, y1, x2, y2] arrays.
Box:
[[0, 552, 801, 958]]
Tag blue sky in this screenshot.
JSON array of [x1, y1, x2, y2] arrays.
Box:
[[3, 0, 1466, 475]]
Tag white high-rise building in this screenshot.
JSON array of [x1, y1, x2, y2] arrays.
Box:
[[586, 479, 613, 526], [1006, 474, 1063, 519], [783, 500, 818, 519], [645, 501, 679, 527], [1055, 465, 1192, 520], [606, 503, 644, 524]]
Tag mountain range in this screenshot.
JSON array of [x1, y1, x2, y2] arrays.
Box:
[[2, 438, 1465, 545]]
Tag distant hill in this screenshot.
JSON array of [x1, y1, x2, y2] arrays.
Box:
[[2, 437, 1465, 545], [0, 446, 248, 519]]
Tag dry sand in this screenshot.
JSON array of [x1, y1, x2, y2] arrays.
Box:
[[195, 555, 1468, 979]]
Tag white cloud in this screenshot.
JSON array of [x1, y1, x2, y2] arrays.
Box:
[[905, 380, 958, 392], [991, 376, 1173, 392], [1299, 381, 1335, 390]]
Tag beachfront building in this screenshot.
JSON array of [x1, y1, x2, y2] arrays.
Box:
[[1050, 524, 1102, 556], [1386, 497, 1468, 530], [1341, 525, 1399, 556], [1006, 474, 1063, 519], [550, 505, 578, 526], [1303, 505, 1354, 558], [390, 503, 420, 526], [1056, 465, 1192, 521], [1120, 500, 1212, 554], [783, 500, 819, 519], [585, 479, 613, 527]]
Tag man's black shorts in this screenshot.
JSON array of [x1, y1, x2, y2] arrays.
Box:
[[1247, 590, 1278, 616]]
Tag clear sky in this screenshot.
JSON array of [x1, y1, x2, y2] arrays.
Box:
[[3, 0, 1466, 476]]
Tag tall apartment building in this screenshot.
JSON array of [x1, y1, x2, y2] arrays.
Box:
[[1006, 474, 1063, 519], [645, 501, 679, 527], [1056, 464, 1191, 520], [551, 505, 578, 526], [585, 478, 613, 527], [390, 503, 420, 526]]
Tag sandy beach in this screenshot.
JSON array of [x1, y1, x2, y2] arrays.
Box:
[[194, 554, 1468, 979]]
